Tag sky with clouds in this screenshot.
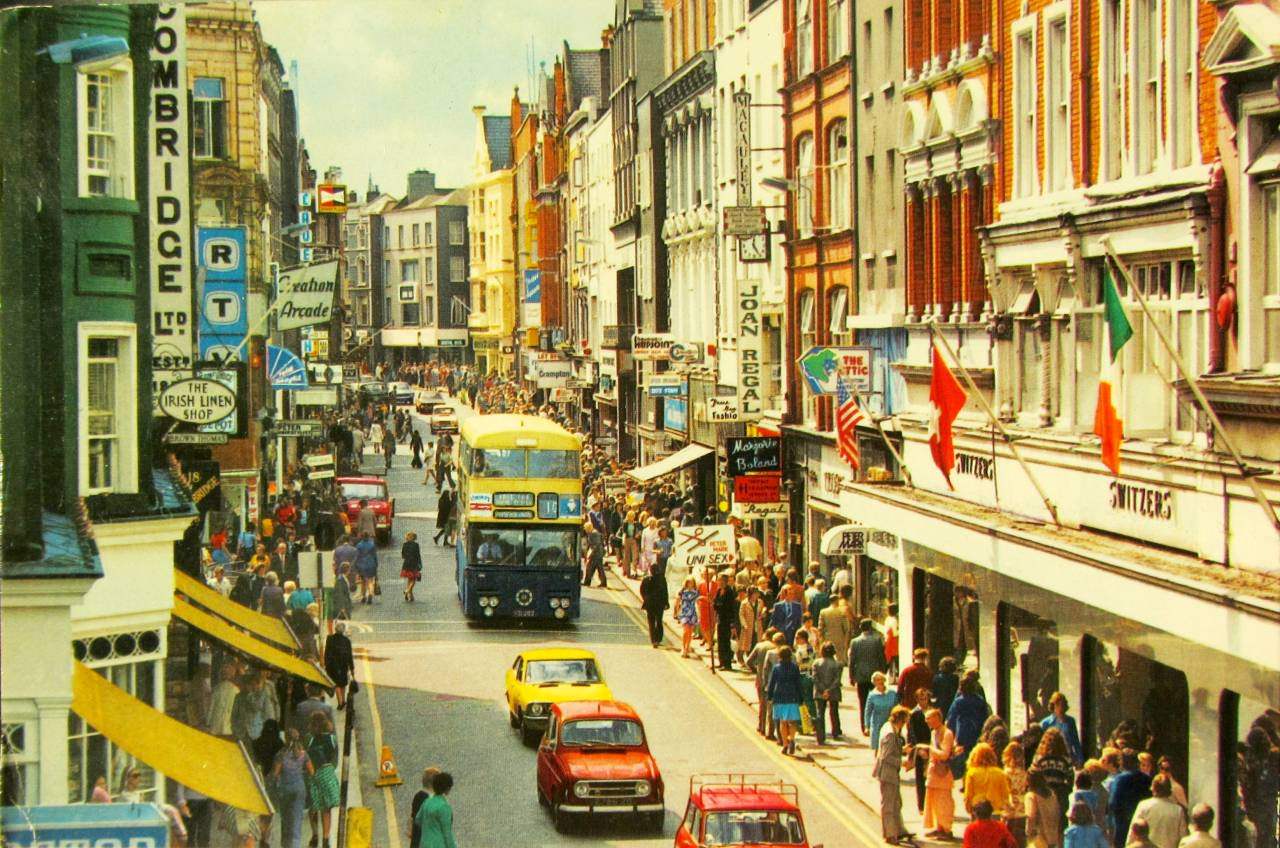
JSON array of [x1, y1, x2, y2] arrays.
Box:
[[253, 0, 616, 197]]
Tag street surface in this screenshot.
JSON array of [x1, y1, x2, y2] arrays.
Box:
[[342, 402, 887, 847]]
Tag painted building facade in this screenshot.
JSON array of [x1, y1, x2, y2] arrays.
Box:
[[467, 108, 516, 376]]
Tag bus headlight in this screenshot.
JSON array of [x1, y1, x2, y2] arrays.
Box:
[[483, 606, 495, 617], [553, 608, 566, 619]]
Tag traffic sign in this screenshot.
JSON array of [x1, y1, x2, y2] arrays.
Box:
[[724, 205, 768, 236]]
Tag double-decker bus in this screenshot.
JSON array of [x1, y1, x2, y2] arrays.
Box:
[[455, 414, 584, 620]]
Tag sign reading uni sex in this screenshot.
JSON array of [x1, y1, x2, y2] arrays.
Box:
[[149, 4, 193, 412], [673, 525, 738, 570]]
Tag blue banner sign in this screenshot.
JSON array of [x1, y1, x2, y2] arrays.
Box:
[[197, 227, 247, 364], [2, 803, 170, 848]]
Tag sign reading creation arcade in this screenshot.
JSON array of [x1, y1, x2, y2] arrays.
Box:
[[276, 261, 339, 331], [149, 4, 193, 411]]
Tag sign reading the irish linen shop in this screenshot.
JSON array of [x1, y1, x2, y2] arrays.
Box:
[[149, 4, 193, 412]]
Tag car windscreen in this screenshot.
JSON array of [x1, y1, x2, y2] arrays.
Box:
[[468, 527, 577, 569], [560, 719, 643, 747], [703, 811, 805, 845], [524, 659, 601, 685], [341, 483, 386, 500], [360, 382, 386, 392]]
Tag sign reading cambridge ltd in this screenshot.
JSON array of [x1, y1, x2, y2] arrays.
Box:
[[149, 4, 193, 411]]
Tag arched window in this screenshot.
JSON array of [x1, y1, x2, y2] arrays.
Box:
[[798, 288, 817, 352], [796, 133, 815, 237], [357, 257, 367, 284], [796, 0, 814, 77], [826, 120, 850, 230], [827, 285, 850, 344]]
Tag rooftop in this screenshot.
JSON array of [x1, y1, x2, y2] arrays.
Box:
[[483, 115, 513, 170]]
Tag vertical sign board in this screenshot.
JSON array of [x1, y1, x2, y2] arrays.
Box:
[[734, 89, 752, 206], [196, 227, 247, 364], [149, 4, 193, 411], [736, 277, 763, 420], [522, 269, 542, 328]]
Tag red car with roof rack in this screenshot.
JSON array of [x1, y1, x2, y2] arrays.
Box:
[[675, 774, 822, 848], [535, 700, 665, 834]]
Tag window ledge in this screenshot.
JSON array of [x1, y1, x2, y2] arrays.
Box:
[[63, 197, 140, 215]]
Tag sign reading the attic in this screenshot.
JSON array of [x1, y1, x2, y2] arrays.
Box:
[[149, 3, 193, 411]]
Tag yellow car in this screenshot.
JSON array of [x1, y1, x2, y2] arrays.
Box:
[[505, 648, 613, 744]]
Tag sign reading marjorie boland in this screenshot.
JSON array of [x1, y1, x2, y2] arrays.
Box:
[[276, 261, 339, 331], [149, 4, 193, 411]]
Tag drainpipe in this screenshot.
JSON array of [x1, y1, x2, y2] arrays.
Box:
[[1078, 0, 1092, 185], [1207, 160, 1226, 373]]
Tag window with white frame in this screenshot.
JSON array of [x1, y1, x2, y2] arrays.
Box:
[[67, 662, 159, 804], [1133, 0, 1161, 175], [402, 302, 420, 325], [827, 0, 848, 63], [398, 225, 405, 247], [424, 296, 436, 324], [192, 77, 227, 161], [424, 222, 434, 245], [828, 286, 851, 344], [400, 259, 419, 282], [450, 255, 466, 282], [796, 0, 814, 77], [2, 722, 37, 806], [827, 120, 850, 230], [450, 220, 465, 245], [1167, 0, 1196, 168], [80, 324, 137, 496], [357, 257, 367, 284], [358, 298, 370, 325], [796, 133, 815, 237], [1013, 22, 1037, 198], [1100, 0, 1125, 181], [412, 223, 420, 245], [1259, 177, 1280, 366], [382, 259, 390, 282], [798, 288, 817, 352], [78, 59, 135, 198], [426, 260, 435, 284], [1044, 10, 1071, 192]]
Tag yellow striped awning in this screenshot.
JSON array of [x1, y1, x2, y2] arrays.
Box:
[[171, 596, 333, 689], [174, 569, 300, 651], [71, 662, 273, 815]]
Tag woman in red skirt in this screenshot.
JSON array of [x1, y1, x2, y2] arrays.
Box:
[[401, 532, 423, 602]]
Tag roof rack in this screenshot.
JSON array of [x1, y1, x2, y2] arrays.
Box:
[[689, 773, 799, 805]]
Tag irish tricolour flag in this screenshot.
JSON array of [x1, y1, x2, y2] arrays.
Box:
[[1093, 264, 1134, 475]]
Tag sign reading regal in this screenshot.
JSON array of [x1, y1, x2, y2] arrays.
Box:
[[276, 261, 338, 331]]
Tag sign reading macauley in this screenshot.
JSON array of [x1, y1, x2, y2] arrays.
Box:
[[276, 261, 339, 331], [149, 4, 193, 410]]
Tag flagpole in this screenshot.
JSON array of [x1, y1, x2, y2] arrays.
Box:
[[1099, 237, 1280, 535], [850, 382, 914, 487], [928, 322, 1062, 526]]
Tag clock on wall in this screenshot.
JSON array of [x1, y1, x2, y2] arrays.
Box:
[[738, 233, 769, 263]]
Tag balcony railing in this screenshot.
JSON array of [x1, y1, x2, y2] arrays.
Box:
[[602, 324, 634, 350]]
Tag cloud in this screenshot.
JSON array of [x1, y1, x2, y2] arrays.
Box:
[[253, 0, 615, 193]]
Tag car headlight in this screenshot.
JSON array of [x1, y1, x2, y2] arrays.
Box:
[[635, 780, 651, 797], [573, 782, 590, 798], [526, 703, 545, 716]]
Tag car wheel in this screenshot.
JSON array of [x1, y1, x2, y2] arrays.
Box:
[[508, 705, 519, 728], [520, 719, 541, 746]]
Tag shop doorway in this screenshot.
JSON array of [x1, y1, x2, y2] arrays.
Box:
[[996, 602, 1059, 737], [912, 568, 980, 672]]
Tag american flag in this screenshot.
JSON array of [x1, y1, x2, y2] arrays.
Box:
[[836, 376, 864, 471]]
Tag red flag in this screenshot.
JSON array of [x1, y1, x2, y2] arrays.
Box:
[[928, 343, 968, 489]]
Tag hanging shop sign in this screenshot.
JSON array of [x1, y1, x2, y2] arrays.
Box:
[[1, 803, 171, 848], [316, 183, 347, 213], [157, 378, 237, 425], [196, 363, 245, 436], [723, 205, 768, 237], [726, 436, 783, 477], [669, 341, 705, 364], [533, 357, 572, 388], [672, 525, 738, 571], [522, 269, 542, 328], [632, 332, 676, 360], [163, 431, 228, 445], [819, 523, 876, 556], [292, 387, 339, 406], [266, 344, 309, 390], [149, 3, 193, 410], [733, 472, 781, 504], [736, 278, 764, 420], [342, 364, 360, 383], [196, 226, 247, 363], [648, 374, 686, 397], [797, 346, 874, 395], [306, 362, 343, 385], [275, 261, 339, 331], [736, 501, 788, 519], [707, 396, 740, 423], [185, 460, 222, 512], [663, 397, 688, 434], [275, 420, 324, 438]]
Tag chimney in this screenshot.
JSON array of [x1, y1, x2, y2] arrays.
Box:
[[405, 169, 436, 202]]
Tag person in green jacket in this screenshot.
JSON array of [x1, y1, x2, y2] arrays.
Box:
[[414, 772, 457, 848]]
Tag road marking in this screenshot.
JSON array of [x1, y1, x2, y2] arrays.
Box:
[[359, 653, 403, 848], [610, 595, 884, 846]]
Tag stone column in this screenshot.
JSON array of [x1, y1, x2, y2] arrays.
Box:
[[924, 178, 940, 321], [905, 185, 923, 321]]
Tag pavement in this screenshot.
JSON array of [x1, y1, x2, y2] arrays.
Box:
[[603, 561, 973, 847]]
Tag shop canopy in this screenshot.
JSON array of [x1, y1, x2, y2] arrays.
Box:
[[625, 443, 714, 483], [174, 569, 300, 651], [171, 596, 333, 689], [71, 662, 273, 815]]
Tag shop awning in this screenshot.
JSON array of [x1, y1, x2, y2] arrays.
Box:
[[625, 443, 714, 483], [171, 596, 333, 689], [71, 662, 273, 815], [173, 569, 300, 651]]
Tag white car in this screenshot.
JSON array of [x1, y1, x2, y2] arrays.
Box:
[[388, 381, 414, 405], [430, 410, 459, 434], [414, 387, 443, 414]]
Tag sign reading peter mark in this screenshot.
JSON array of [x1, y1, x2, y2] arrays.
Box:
[[158, 377, 237, 425], [820, 523, 872, 556], [736, 278, 764, 420], [276, 261, 339, 331], [149, 4, 193, 411], [276, 419, 324, 438], [726, 436, 782, 476]]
